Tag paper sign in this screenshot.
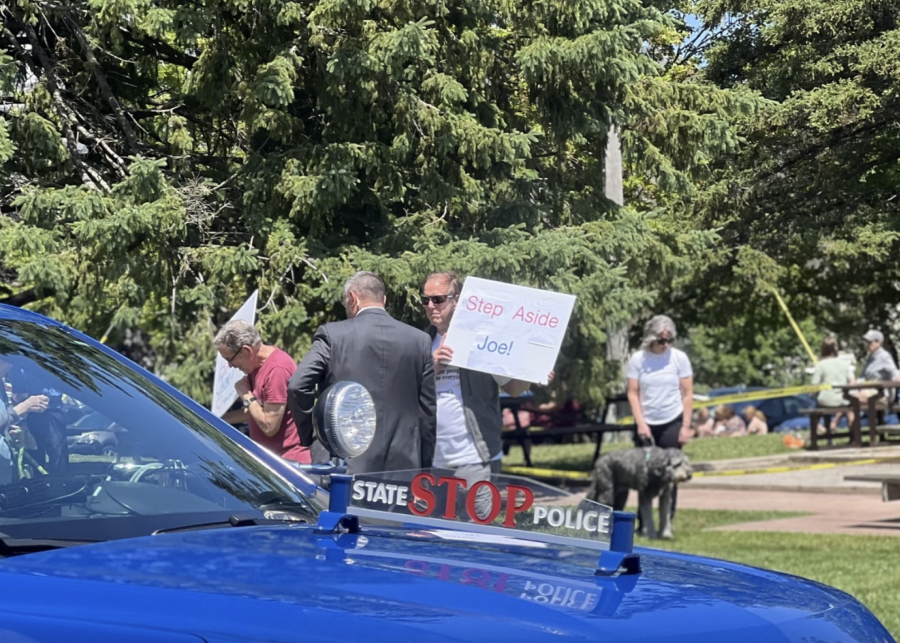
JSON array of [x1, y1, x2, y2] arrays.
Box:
[[444, 277, 576, 384], [211, 290, 259, 417]]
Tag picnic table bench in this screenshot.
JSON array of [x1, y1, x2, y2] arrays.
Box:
[[843, 474, 900, 502], [801, 382, 900, 450], [799, 406, 858, 449], [500, 393, 635, 468]]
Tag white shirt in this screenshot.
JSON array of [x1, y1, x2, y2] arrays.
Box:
[[626, 348, 693, 425], [432, 334, 481, 468]]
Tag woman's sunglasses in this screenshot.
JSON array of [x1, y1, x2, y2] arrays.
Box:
[[421, 294, 454, 306], [655, 337, 673, 345]]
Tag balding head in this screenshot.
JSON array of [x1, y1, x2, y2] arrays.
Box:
[[342, 271, 386, 317]]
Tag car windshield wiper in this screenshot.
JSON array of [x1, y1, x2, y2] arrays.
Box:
[[152, 512, 307, 536], [0, 532, 95, 556]]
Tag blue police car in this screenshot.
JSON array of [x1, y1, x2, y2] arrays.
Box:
[[0, 305, 894, 642]]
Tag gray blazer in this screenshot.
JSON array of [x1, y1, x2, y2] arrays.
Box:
[[287, 308, 437, 474]]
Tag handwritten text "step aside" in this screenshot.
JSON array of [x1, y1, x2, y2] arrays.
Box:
[[465, 296, 560, 328]]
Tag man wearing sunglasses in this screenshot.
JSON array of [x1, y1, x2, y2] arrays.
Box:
[[289, 271, 437, 473], [422, 271, 531, 518]]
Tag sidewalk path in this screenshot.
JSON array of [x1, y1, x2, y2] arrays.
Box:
[[566, 445, 900, 536], [686, 462, 896, 494], [671, 487, 900, 537]]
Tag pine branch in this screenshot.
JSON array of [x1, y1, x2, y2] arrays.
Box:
[[2, 18, 110, 190], [125, 32, 199, 69], [753, 120, 883, 185], [67, 17, 139, 154], [0, 288, 51, 307]]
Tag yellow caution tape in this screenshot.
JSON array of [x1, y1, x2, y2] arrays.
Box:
[[502, 465, 590, 481], [771, 286, 818, 365], [502, 457, 896, 482], [691, 384, 831, 410], [692, 458, 884, 478], [607, 385, 832, 423]]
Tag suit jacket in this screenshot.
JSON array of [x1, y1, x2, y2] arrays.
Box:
[[287, 308, 437, 474]]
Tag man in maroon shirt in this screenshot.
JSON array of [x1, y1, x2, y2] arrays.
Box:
[[215, 320, 310, 464]]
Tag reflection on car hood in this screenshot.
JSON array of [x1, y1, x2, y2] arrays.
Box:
[[0, 526, 889, 643]]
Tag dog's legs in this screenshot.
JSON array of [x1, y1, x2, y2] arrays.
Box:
[[659, 484, 673, 539], [638, 491, 656, 539]]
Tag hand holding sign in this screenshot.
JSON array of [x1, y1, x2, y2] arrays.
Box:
[[433, 335, 453, 374], [211, 290, 259, 417], [443, 278, 576, 384], [234, 377, 251, 397]]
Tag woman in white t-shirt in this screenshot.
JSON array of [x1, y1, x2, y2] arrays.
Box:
[[626, 315, 694, 449]]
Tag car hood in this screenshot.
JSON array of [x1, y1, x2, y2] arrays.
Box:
[[0, 525, 889, 643]]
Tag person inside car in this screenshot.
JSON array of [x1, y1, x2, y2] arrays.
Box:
[[0, 356, 52, 481], [8, 366, 69, 472]]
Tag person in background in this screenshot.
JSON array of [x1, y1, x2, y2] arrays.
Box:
[[216, 320, 311, 465], [692, 407, 715, 438], [741, 405, 769, 435], [627, 315, 694, 449], [626, 314, 693, 524], [812, 336, 855, 431], [289, 271, 436, 473], [526, 396, 584, 428], [860, 330, 900, 383], [423, 271, 532, 517], [501, 403, 532, 434], [713, 405, 746, 436]]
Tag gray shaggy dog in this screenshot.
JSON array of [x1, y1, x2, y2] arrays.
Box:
[[585, 446, 693, 539]]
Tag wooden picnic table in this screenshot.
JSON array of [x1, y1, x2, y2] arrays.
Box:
[[833, 382, 900, 447], [843, 473, 900, 502]]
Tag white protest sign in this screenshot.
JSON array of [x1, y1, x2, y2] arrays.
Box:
[[444, 277, 576, 384], [211, 290, 259, 417]]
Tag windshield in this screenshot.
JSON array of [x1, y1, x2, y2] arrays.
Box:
[[0, 317, 322, 543]]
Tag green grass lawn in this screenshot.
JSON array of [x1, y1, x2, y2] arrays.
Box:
[[503, 432, 808, 471], [635, 508, 899, 639], [682, 432, 808, 462]]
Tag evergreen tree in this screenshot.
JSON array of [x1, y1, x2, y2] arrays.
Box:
[[671, 0, 900, 372], [1, 0, 749, 405]]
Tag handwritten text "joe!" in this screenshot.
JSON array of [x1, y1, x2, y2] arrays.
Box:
[[466, 296, 561, 357]]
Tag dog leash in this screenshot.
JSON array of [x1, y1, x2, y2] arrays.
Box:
[[642, 434, 656, 461]]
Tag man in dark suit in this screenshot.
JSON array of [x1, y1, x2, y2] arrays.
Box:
[[288, 271, 437, 473]]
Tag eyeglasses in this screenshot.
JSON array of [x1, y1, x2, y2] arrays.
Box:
[[421, 294, 454, 306], [225, 347, 244, 364], [656, 337, 673, 345]]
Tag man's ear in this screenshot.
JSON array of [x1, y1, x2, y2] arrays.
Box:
[[382, 295, 387, 305]]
